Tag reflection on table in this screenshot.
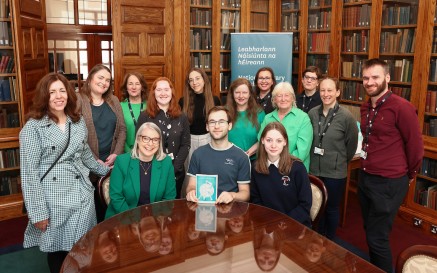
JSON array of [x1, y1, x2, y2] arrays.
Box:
[[61, 200, 382, 272]]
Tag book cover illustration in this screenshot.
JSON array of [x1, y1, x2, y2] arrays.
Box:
[[196, 174, 218, 203], [195, 203, 217, 232]]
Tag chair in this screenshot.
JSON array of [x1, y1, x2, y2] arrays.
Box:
[[97, 170, 112, 209], [308, 174, 328, 230], [396, 245, 437, 273]]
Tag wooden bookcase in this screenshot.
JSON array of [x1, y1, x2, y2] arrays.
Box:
[[0, 0, 48, 221]]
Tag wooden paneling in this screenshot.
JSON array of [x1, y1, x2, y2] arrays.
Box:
[[112, 0, 174, 98], [12, 0, 48, 115]]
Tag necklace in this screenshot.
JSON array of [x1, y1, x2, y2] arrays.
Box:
[[127, 98, 144, 126], [140, 161, 152, 175]]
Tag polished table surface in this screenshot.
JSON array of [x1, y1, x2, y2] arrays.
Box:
[[61, 200, 383, 273]]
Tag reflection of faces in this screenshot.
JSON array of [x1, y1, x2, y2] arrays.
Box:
[[227, 216, 244, 233], [159, 231, 173, 255], [206, 234, 225, 254], [98, 231, 118, 263], [255, 248, 280, 271], [188, 223, 200, 240], [305, 237, 326, 263], [139, 217, 161, 253]]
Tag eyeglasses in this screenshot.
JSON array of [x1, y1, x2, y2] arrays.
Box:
[[258, 77, 271, 82], [208, 119, 229, 127], [139, 135, 160, 144], [303, 75, 318, 82], [188, 77, 202, 84]]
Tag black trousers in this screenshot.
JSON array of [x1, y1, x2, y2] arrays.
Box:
[[358, 170, 409, 273], [47, 251, 68, 273]]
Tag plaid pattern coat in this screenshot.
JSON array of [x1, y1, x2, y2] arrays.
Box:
[[77, 93, 126, 159], [19, 116, 110, 252]]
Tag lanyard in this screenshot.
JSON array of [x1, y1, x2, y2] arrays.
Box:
[[362, 91, 392, 151], [127, 98, 144, 126], [317, 104, 340, 147], [302, 95, 313, 112]]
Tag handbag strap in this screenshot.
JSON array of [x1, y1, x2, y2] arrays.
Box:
[[40, 123, 71, 181]]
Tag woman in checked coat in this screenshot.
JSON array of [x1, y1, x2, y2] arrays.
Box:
[[19, 73, 110, 273]]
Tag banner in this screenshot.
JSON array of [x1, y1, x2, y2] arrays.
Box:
[[231, 33, 293, 85]]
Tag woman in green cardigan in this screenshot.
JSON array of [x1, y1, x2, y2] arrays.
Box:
[[105, 122, 176, 219]]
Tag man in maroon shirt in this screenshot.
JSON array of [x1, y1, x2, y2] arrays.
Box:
[[359, 58, 423, 273]]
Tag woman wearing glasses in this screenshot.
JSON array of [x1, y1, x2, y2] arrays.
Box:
[[105, 122, 176, 219], [136, 77, 190, 198], [254, 67, 277, 114], [226, 78, 265, 161], [258, 82, 313, 171], [296, 66, 322, 113], [179, 68, 221, 169]]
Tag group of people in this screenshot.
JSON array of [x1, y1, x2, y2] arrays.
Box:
[[20, 58, 423, 273]]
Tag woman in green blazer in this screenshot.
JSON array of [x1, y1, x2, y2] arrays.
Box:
[[105, 122, 176, 219]]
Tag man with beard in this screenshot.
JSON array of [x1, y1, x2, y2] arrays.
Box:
[[359, 58, 423, 273], [186, 106, 251, 204]]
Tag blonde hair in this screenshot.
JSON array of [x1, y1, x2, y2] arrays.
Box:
[[271, 82, 297, 109], [131, 122, 166, 161]]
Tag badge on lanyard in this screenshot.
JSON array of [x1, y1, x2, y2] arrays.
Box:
[[360, 150, 367, 159], [314, 146, 324, 156]]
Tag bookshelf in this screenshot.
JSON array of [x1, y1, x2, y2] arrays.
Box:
[[0, 0, 23, 221], [281, 0, 301, 91], [250, 0, 270, 32], [339, 0, 371, 105]]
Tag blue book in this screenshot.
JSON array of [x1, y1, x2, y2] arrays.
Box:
[[1, 78, 11, 101]]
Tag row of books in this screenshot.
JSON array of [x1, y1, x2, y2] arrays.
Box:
[[342, 30, 368, 52], [190, 8, 211, 26], [190, 52, 211, 70], [423, 119, 437, 137], [340, 80, 365, 102], [414, 179, 437, 211], [307, 55, 328, 74], [191, 0, 212, 6], [379, 29, 416, 54], [390, 87, 411, 101], [0, 77, 17, 101], [429, 59, 437, 82], [282, 0, 299, 10], [0, 147, 19, 169], [220, 32, 231, 50], [221, 0, 241, 8], [251, 13, 268, 31], [0, 107, 19, 128], [308, 10, 331, 30], [343, 0, 368, 4], [420, 158, 437, 178], [342, 5, 370, 28], [341, 58, 364, 78], [382, 4, 418, 26], [251, 0, 268, 11], [221, 11, 240, 29], [0, 21, 12, 46], [425, 91, 437, 114], [0, 0, 10, 19], [307, 33, 330, 52], [385, 59, 413, 82], [281, 12, 299, 31], [220, 72, 231, 92], [220, 53, 230, 70], [190, 29, 212, 50], [293, 35, 299, 51], [309, 0, 331, 8], [0, 176, 21, 196], [0, 54, 15, 73], [432, 30, 437, 54]]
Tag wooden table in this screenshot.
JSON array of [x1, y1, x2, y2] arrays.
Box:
[[61, 200, 382, 273]]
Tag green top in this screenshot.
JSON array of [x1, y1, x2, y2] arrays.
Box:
[[229, 110, 265, 160], [121, 100, 146, 153], [258, 107, 313, 171]]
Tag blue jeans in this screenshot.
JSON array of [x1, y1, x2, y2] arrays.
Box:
[[317, 177, 346, 240], [358, 170, 409, 273]]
